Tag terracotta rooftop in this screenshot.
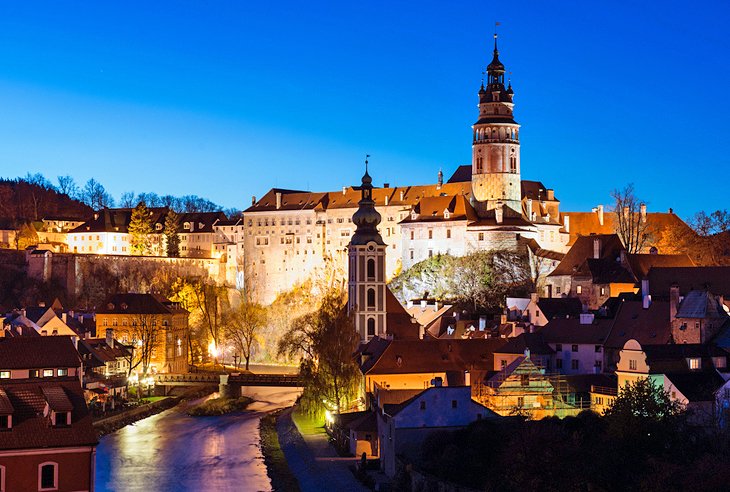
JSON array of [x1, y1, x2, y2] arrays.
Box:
[[539, 318, 613, 345], [604, 300, 672, 348], [646, 266, 730, 299], [0, 336, 81, 370], [96, 293, 188, 315], [549, 234, 625, 278], [0, 379, 97, 451]]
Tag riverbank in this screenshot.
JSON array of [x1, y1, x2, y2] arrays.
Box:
[[272, 406, 369, 492], [260, 409, 301, 492], [93, 386, 216, 436]]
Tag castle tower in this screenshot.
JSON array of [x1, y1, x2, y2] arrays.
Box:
[[471, 33, 521, 213], [347, 160, 387, 342]]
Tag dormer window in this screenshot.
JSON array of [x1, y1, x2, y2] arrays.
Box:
[[411, 212, 418, 220], [0, 414, 10, 430], [52, 411, 70, 427], [155, 223, 163, 231], [713, 356, 727, 369], [0, 372, 9, 379], [42, 369, 54, 377], [184, 222, 190, 230], [444, 210, 450, 219], [688, 358, 701, 370]]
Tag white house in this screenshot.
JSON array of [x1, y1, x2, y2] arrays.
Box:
[[377, 384, 497, 477]]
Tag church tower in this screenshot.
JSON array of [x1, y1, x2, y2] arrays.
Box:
[[471, 33, 521, 213], [347, 160, 387, 342]]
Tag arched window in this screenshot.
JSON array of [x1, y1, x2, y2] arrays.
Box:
[[367, 318, 376, 336], [367, 288, 376, 308], [510, 155, 517, 173], [367, 259, 375, 280], [39, 462, 58, 491]]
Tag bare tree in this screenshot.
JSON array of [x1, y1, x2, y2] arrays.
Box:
[[81, 178, 115, 210], [127, 313, 161, 376], [611, 184, 650, 253], [225, 296, 266, 371], [57, 175, 79, 198], [119, 191, 136, 208]]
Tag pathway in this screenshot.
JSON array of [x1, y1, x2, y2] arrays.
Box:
[[277, 407, 369, 492]]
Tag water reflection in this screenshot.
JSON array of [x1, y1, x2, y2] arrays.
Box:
[[96, 387, 300, 492]]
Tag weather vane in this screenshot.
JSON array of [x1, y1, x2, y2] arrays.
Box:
[[365, 154, 370, 171]]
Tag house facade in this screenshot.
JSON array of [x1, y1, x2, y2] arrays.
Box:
[[0, 336, 98, 492], [95, 293, 189, 374]]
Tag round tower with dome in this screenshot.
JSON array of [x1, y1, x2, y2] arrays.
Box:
[[471, 33, 522, 213]]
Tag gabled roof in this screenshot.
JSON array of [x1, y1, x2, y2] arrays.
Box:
[[96, 293, 188, 315], [494, 332, 554, 355], [360, 338, 507, 376], [560, 211, 692, 247], [625, 254, 694, 280], [0, 380, 97, 450], [676, 290, 728, 320], [385, 288, 421, 340], [604, 300, 672, 348], [536, 297, 583, 320], [647, 267, 730, 299], [539, 318, 613, 345], [548, 234, 625, 278], [0, 337, 81, 370], [579, 258, 636, 284]]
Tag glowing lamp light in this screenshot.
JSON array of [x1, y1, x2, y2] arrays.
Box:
[[128, 373, 139, 385], [208, 341, 219, 358], [325, 410, 334, 425]]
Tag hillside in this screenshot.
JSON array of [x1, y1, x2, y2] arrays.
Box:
[[0, 178, 92, 224]]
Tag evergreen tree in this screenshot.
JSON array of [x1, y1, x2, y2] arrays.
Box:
[[128, 200, 153, 255], [164, 209, 181, 257]]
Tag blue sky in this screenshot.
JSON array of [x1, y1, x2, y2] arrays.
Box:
[[0, 1, 727, 219]]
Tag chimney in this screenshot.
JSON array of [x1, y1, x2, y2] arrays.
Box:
[[596, 205, 604, 226], [342, 186, 347, 195], [106, 328, 114, 348], [670, 284, 680, 323], [420, 299, 427, 310], [384, 195, 389, 206], [640, 203, 647, 223], [399, 190, 405, 201], [593, 238, 601, 259], [407, 299, 413, 309], [546, 189, 554, 201], [641, 279, 651, 309], [251, 195, 256, 206], [499, 314, 507, 325], [530, 292, 539, 303], [431, 376, 443, 387], [437, 170, 443, 189], [526, 199, 533, 221], [563, 215, 570, 233], [275, 192, 282, 210], [495, 203, 504, 224], [61, 313, 67, 324]]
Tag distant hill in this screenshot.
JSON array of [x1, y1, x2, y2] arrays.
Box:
[[0, 178, 92, 225]]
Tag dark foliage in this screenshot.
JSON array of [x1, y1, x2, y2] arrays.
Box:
[[0, 177, 91, 224], [417, 408, 730, 492]]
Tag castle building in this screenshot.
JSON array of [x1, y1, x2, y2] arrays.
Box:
[[242, 35, 688, 305]]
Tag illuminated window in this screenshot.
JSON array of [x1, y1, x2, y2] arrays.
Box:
[[576, 285, 582, 295], [688, 358, 701, 370], [0, 371, 9, 379], [57, 368, 68, 377], [43, 369, 54, 377]]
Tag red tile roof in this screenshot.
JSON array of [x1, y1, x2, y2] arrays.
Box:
[[0, 379, 97, 451], [0, 337, 81, 370], [96, 293, 188, 315]]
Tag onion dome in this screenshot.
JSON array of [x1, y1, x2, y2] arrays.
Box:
[[350, 158, 385, 246]]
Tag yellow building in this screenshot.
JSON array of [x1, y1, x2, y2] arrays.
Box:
[[95, 293, 188, 374]]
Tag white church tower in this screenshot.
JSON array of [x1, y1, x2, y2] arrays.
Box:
[[347, 159, 387, 342], [471, 33, 521, 214]]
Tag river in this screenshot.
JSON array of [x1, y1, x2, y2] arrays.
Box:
[[95, 386, 301, 492]]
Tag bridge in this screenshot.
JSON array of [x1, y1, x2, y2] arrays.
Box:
[[153, 372, 305, 396]]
